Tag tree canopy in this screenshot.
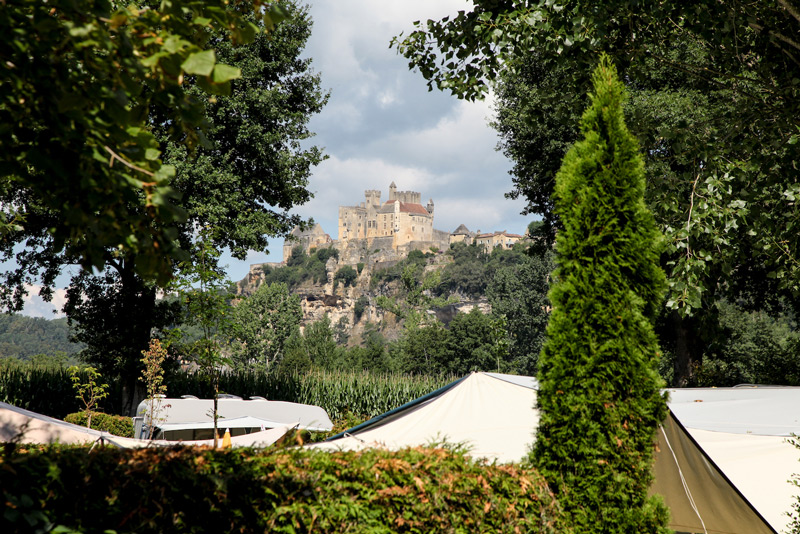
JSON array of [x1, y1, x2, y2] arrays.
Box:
[[4, 1, 327, 411], [0, 0, 292, 287]]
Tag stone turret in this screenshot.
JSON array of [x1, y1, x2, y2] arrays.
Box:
[[427, 198, 434, 215], [365, 189, 381, 207]]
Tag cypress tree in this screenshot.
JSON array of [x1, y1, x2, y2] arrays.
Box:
[[532, 56, 670, 533]]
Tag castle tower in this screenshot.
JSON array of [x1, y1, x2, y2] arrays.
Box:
[[365, 189, 381, 208], [427, 198, 434, 215], [389, 181, 397, 201]]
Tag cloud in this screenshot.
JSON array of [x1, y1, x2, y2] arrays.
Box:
[[20, 285, 67, 319]]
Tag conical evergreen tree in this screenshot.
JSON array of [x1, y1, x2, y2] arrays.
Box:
[[532, 56, 670, 534]]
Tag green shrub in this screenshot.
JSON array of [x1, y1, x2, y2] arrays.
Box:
[[0, 446, 568, 534], [334, 265, 357, 287], [353, 296, 369, 322], [63, 411, 134, 438]]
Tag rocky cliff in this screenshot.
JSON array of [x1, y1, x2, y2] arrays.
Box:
[[236, 253, 490, 345]]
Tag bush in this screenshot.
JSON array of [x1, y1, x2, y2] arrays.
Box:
[[0, 446, 568, 534], [64, 411, 134, 438], [334, 265, 358, 287], [353, 296, 369, 322]]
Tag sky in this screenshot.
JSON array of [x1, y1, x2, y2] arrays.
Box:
[[19, 0, 533, 318]]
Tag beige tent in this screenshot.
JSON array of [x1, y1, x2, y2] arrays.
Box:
[[314, 373, 800, 534], [0, 401, 294, 449]]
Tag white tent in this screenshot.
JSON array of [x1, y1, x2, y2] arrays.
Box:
[[314, 373, 800, 534], [0, 401, 295, 449]]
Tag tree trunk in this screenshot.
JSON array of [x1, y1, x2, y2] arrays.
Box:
[[117, 264, 159, 415], [671, 311, 701, 387]]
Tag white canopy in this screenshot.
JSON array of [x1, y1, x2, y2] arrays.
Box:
[[315, 372, 800, 534], [136, 397, 332, 438], [0, 401, 294, 449]]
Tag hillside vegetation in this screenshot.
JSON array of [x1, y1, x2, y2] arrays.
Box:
[[0, 315, 82, 360]]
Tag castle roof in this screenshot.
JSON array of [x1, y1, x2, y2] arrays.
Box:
[[382, 199, 431, 216], [451, 224, 472, 235], [475, 230, 524, 239]]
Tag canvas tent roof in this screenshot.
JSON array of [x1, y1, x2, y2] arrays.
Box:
[[0, 401, 108, 445], [314, 372, 800, 534]]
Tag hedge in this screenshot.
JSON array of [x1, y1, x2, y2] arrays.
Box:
[[1, 445, 568, 534], [63, 412, 134, 438]]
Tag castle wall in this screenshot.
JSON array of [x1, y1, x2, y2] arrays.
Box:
[[338, 205, 367, 241]]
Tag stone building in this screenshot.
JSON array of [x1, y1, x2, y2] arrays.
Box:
[[449, 224, 475, 246], [338, 182, 436, 249], [282, 223, 333, 263], [474, 230, 524, 251]]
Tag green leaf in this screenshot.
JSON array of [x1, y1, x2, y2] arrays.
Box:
[[182, 50, 216, 76], [211, 64, 241, 84]]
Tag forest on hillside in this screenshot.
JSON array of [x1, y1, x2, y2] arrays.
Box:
[[0, 315, 83, 360]]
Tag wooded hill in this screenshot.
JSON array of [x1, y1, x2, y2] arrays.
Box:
[[0, 315, 83, 360]]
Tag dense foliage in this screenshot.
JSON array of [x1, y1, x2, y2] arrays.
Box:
[[1, 445, 567, 534], [230, 282, 302, 371], [0, 0, 289, 284], [0, 364, 121, 420], [533, 58, 669, 533], [688, 300, 800, 387]]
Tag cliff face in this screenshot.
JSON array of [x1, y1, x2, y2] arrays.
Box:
[[236, 253, 490, 345]]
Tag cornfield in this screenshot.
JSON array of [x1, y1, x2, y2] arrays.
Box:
[[167, 369, 456, 420], [0, 362, 455, 421]]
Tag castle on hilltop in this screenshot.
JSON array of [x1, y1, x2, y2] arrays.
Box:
[[339, 182, 436, 246], [282, 183, 525, 264]]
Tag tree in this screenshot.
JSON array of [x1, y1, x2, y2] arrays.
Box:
[[392, 321, 450, 375], [230, 282, 302, 371], [334, 265, 358, 288], [446, 308, 509, 375], [68, 365, 109, 430], [16, 1, 326, 412], [0, 0, 290, 284], [392, 0, 800, 385], [63, 269, 181, 413], [302, 315, 344, 370], [376, 264, 454, 329], [487, 251, 554, 374], [532, 58, 669, 534], [170, 227, 233, 447], [139, 338, 169, 440]]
